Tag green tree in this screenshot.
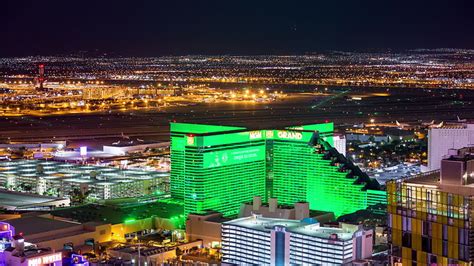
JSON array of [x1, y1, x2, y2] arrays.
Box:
[[70, 188, 91, 205]]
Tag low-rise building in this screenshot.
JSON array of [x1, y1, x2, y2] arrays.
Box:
[[4, 244, 63, 266], [0, 223, 63, 266], [51, 200, 185, 241], [186, 211, 230, 248], [0, 160, 169, 199], [103, 141, 169, 156], [108, 240, 202, 266], [221, 215, 373, 265], [0, 189, 69, 211], [4, 214, 111, 252]]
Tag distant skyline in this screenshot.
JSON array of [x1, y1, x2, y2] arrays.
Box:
[[2, 0, 474, 57]]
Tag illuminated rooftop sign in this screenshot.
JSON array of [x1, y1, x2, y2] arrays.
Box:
[[276, 130, 303, 140], [27, 252, 62, 266]]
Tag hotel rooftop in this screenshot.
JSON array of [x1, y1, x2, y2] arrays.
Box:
[[223, 215, 360, 241], [398, 147, 474, 196]]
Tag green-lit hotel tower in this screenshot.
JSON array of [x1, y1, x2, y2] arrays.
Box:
[[170, 122, 381, 217]]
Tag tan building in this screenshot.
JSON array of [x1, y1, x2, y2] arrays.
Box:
[[111, 216, 179, 242], [186, 211, 229, 248], [239, 196, 335, 222], [4, 214, 111, 251]]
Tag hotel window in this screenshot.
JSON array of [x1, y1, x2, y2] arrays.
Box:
[[402, 231, 411, 247], [421, 236, 431, 253], [442, 225, 448, 241], [442, 240, 448, 257]]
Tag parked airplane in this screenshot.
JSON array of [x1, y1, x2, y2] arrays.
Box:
[[457, 116, 467, 123], [121, 132, 130, 139]]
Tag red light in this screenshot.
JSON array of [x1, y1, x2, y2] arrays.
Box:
[[325, 120, 329, 123], [39, 64, 44, 68], [19, 232, 23, 236]]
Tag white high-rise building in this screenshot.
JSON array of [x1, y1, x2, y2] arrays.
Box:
[[221, 215, 373, 266], [427, 123, 474, 171], [333, 133, 347, 156]]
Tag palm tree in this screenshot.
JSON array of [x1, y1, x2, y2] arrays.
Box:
[[70, 188, 91, 205]]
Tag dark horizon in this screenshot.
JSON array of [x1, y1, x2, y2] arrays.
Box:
[[2, 0, 474, 57]]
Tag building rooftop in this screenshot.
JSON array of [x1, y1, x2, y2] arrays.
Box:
[[110, 244, 175, 257], [0, 189, 67, 209], [404, 170, 440, 186], [399, 171, 474, 196], [6, 247, 61, 260], [5, 216, 80, 236], [170, 122, 334, 136], [432, 122, 474, 130], [51, 199, 184, 224], [171, 123, 246, 134], [224, 216, 358, 241], [0, 160, 169, 186]]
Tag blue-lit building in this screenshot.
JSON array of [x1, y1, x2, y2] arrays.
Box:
[[0, 222, 15, 266]]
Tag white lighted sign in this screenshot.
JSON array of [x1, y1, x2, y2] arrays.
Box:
[[277, 131, 303, 140], [249, 131, 262, 139], [28, 252, 62, 266], [266, 130, 274, 138], [80, 146, 87, 156]]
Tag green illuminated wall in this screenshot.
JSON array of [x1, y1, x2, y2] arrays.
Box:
[[171, 123, 267, 217], [170, 122, 379, 218], [271, 134, 368, 217], [170, 123, 245, 200], [170, 134, 185, 199]]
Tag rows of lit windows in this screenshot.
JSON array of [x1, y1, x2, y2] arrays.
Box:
[[181, 138, 266, 216], [222, 226, 271, 266], [292, 241, 354, 255], [387, 180, 473, 264], [396, 184, 470, 220], [290, 235, 351, 248], [271, 139, 367, 217], [222, 256, 270, 266], [290, 240, 353, 260], [290, 253, 344, 265], [222, 222, 360, 266]]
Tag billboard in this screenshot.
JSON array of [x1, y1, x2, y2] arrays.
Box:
[[203, 146, 265, 168]]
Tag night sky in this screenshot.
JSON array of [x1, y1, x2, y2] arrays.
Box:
[[2, 0, 473, 56]]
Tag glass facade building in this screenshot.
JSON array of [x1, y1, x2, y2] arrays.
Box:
[[387, 172, 472, 265], [171, 122, 381, 217]]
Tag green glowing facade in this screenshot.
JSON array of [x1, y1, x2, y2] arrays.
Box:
[[171, 122, 380, 217]]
